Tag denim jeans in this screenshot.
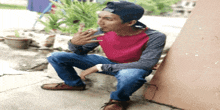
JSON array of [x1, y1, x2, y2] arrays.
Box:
[[47, 52, 152, 101]]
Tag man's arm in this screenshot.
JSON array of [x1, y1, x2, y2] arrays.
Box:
[[100, 31, 166, 73], [80, 66, 99, 80], [68, 40, 99, 55]]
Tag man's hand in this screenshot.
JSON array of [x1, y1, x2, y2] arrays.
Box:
[[80, 66, 99, 80], [71, 23, 104, 45]]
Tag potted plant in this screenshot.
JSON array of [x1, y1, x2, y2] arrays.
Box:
[[4, 30, 32, 49]]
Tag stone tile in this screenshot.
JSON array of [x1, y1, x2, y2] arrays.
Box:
[[0, 72, 47, 92], [0, 78, 176, 110], [0, 9, 45, 32], [53, 34, 72, 51]]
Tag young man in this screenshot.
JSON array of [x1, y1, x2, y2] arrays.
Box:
[[41, 1, 166, 110]]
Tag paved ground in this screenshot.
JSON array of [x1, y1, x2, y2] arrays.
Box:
[[0, 1, 187, 109]]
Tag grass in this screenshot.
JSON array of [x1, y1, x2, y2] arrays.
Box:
[[0, 3, 26, 10]]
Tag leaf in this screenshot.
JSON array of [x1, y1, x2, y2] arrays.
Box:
[[14, 30, 20, 37]]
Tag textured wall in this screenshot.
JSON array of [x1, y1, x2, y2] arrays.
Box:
[[145, 0, 220, 109]]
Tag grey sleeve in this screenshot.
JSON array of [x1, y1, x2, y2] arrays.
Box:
[[68, 28, 104, 55], [101, 30, 166, 73]]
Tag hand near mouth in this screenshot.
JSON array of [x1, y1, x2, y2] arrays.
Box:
[[70, 23, 104, 45]]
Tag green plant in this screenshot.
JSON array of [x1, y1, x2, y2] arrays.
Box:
[[40, 0, 180, 34], [47, 0, 102, 35], [127, 0, 181, 15], [97, 0, 113, 7], [0, 3, 26, 10], [14, 30, 20, 37], [99, 0, 181, 15], [38, 13, 64, 33]]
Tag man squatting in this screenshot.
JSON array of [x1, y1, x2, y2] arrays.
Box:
[[41, 1, 166, 110]]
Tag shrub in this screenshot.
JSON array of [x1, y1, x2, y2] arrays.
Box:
[[39, 0, 181, 34], [128, 0, 181, 15], [40, 0, 103, 34], [38, 13, 63, 33], [96, 0, 181, 15]]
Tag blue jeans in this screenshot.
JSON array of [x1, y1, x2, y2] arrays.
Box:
[[47, 52, 152, 101]]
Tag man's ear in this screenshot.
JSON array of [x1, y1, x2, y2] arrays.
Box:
[[127, 20, 137, 26]]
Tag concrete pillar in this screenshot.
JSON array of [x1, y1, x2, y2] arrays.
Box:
[[144, 0, 220, 109]]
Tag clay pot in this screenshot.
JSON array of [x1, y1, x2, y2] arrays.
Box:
[[4, 36, 32, 49]]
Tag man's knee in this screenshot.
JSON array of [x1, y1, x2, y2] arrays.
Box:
[[47, 52, 68, 63], [117, 69, 147, 76], [47, 52, 66, 57], [116, 69, 149, 81]]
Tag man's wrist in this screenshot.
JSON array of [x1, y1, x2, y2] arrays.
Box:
[[96, 64, 103, 72], [69, 40, 74, 44]]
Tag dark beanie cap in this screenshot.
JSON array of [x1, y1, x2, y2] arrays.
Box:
[[102, 1, 146, 29]]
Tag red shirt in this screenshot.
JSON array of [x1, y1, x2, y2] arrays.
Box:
[[97, 29, 149, 63]]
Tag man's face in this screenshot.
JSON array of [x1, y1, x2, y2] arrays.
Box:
[[97, 11, 127, 32]]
